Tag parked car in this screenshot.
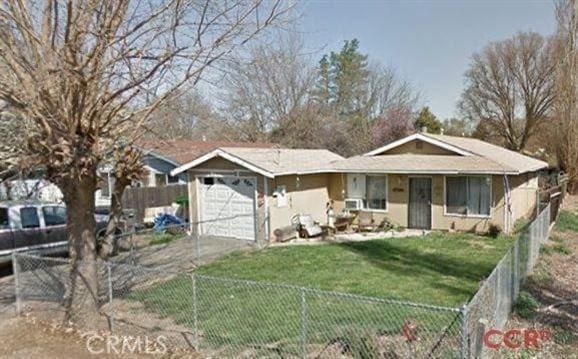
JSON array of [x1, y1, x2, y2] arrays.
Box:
[[0, 200, 122, 265]]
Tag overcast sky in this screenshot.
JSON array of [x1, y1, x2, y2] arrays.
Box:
[[298, 0, 557, 119]]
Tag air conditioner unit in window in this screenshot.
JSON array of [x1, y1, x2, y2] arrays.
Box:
[[345, 198, 363, 210]]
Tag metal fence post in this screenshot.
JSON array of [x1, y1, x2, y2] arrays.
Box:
[[195, 234, 201, 263], [107, 262, 114, 333], [460, 304, 469, 359], [192, 272, 199, 350], [300, 288, 307, 358], [12, 253, 21, 315], [130, 231, 136, 265]]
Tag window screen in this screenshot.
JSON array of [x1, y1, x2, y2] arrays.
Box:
[[446, 176, 490, 216], [468, 177, 491, 215], [446, 177, 468, 215], [366, 176, 387, 210], [20, 207, 40, 228]]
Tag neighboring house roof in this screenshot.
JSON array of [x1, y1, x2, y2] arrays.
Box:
[[171, 147, 344, 178], [137, 139, 278, 167], [359, 133, 548, 175]]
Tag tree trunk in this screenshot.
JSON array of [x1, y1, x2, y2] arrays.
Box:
[[61, 173, 100, 325], [99, 176, 131, 259]]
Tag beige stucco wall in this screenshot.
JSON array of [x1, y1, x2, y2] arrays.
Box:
[[185, 157, 336, 242], [329, 172, 539, 233], [184, 154, 539, 239], [508, 173, 539, 225], [381, 140, 457, 155], [333, 174, 505, 232], [267, 174, 332, 237]]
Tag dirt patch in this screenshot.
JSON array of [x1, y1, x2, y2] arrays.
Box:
[[0, 315, 114, 359], [502, 195, 578, 358], [0, 314, 201, 358]]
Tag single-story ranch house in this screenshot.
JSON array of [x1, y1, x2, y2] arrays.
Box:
[[171, 132, 547, 242]]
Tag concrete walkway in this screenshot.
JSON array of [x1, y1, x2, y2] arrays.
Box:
[[271, 229, 430, 247]]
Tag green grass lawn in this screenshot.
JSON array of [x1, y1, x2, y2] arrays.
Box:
[[129, 232, 514, 356], [198, 232, 514, 306]]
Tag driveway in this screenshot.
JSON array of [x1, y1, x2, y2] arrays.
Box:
[[113, 235, 255, 273], [0, 273, 14, 322]]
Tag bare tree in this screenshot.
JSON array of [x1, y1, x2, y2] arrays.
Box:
[[371, 106, 416, 147], [367, 63, 419, 118], [222, 34, 316, 142], [0, 0, 295, 323], [460, 32, 557, 151], [552, 0, 578, 191], [220, 36, 419, 155], [147, 90, 232, 140]]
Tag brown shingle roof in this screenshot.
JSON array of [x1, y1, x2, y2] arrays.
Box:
[[423, 134, 548, 173], [219, 147, 344, 176], [331, 154, 508, 174], [349, 133, 548, 174], [137, 139, 278, 165]]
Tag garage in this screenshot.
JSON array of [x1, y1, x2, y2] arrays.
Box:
[[199, 176, 256, 240]]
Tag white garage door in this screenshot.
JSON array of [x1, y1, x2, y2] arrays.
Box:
[[200, 176, 256, 240]]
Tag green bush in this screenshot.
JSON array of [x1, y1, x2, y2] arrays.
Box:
[[174, 194, 189, 206], [514, 291, 540, 320], [487, 224, 501, 238]]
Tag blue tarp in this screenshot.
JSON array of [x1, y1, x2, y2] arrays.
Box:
[[153, 213, 186, 233]]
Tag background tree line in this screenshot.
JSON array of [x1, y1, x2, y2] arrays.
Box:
[[148, 36, 445, 157], [150, 0, 577, 189]]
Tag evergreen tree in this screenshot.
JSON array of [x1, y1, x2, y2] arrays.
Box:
[[414, 107, 442, 134]]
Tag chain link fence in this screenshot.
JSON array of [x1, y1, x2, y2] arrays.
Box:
[[463, 203, 551, 358], [12, 251, 466, 358], [11, 203, 556, 358]]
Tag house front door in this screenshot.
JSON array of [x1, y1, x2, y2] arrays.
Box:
[[408, 178, 432, 230]]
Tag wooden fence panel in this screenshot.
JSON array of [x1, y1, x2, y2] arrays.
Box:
[[122, 184, 189, 225]]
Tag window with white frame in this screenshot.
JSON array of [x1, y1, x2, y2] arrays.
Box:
[[347, 174, 387, 210], [445, 176, 491, 216]]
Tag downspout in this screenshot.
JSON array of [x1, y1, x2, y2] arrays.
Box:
[[263, 175, 270, 243], [503, 174, 512, 234]]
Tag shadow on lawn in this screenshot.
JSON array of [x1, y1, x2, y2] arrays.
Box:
[[337, 239, 495, 299]]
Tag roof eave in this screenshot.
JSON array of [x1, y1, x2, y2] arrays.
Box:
[[170, 149, 275, 178], [364, 133, 474, 157]]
